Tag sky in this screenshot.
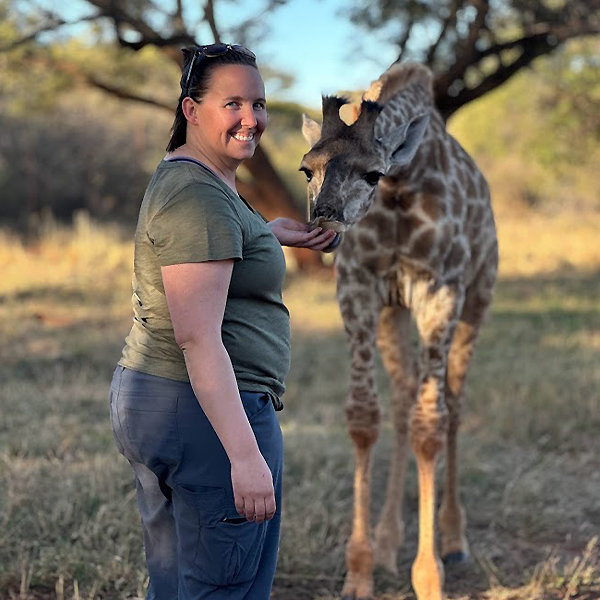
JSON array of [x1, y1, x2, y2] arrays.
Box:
[[216, 0, 401, 108], [39, 0, 402, 110]]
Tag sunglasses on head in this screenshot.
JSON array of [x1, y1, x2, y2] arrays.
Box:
[[183, 44, 256, 96]]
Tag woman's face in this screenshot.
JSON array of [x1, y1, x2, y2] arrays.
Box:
[[190, 64, 267, 168]]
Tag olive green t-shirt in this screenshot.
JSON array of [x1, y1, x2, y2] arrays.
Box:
[[119, 159, 290, 406]]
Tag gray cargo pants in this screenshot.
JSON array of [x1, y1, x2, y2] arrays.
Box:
[[108, 366, 283, 600]]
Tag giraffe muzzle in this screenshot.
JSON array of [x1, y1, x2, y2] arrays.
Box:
[[310, 217, 345, 253], [310, 216, 347, 233]]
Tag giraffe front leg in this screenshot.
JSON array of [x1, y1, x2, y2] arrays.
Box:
[[374, 307, 417, 575], [343, 400, 380, 600], [338, 273, 381, 600], [439, 268, 495, 563], [410, 284, 462, 600], [410, 375, 448, 600]]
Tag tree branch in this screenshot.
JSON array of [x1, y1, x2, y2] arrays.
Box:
[[0, 13, 102, 52], [204, 0, 221, 43], [436, 0, 489, 96], [396, 16, 414, 62], [30, 53, 174, 111], [435, 22, 599, 118], [173, 0, 185, 31], [425, 0, 463, 65], [115, 32, 197, 51], [86, 76, 174, 110], [86, 0, 162, 41]]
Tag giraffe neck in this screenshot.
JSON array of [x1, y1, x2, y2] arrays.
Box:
[[374, 81, 434, 142]]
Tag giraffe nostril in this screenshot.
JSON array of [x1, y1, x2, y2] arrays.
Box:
[[315, 205, 340, 223]]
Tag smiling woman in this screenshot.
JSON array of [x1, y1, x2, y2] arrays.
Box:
[[109, 44, 335, 600]]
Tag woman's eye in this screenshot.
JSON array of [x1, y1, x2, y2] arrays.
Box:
[[254, 102, 266, 110], [300, 168, 313, 182], [363, 171, 383, 186]]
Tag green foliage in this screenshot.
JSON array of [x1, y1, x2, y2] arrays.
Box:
[[449, 37, 600, 211], [0, 89, 172, 228]]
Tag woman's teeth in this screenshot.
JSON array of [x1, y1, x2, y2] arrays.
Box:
[[233, 133, 254, 141]]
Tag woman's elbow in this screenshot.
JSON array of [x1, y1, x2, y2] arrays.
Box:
[[174, 327, 220, 353]]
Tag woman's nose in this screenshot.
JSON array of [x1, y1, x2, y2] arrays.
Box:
[[240, 105, 257, 127]]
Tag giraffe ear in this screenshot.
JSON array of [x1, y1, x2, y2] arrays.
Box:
[[382, 112, 429, 169], [302, 114, 322, 147]]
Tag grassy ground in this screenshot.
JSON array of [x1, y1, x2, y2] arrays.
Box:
[[0, 211, 599, 600]]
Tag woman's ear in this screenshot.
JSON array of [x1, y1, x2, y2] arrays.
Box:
[[181, 97, 199, 124]]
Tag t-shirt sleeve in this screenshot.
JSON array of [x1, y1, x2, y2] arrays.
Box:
[[147, 184, 244, 266]]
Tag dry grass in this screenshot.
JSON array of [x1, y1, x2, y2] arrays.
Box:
[[0, 210, 599, 599]]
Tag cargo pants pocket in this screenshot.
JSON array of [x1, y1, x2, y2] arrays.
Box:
[[175, 484, 267, 586]]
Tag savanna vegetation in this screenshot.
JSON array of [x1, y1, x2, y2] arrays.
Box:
[[1, 208, 599, 600], [1, 1, 599, 599]]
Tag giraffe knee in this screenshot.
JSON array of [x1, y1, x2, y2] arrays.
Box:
[[346, 397, 381, 446], [409, 380, 448, 459]]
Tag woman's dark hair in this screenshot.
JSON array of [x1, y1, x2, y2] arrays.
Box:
[[166, 45, 258, 152]]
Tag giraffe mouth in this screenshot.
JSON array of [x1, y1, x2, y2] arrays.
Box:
[[310, 217, 348, 233], [309, 217, 345, 253]]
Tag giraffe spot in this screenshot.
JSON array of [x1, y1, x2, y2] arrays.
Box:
[[467, 203, 484, 226], [361, 210, 381, 227], [410, 214, 427, 230], [336, 264, 348, 280], [358, 232, 377, 251], [420, 192, 441, 220], [380, 189, 396, 210], [354, 269, 371, 286], [438, 220, 454, 249], [411, 228, 435, 259], [337, 237, 353, 260], [363, 252, 393, 273], [356, 329, 369, 345], [426, 144, 436, 169], [339, 297, 357, 322], [451, 186, 463, 216], [466, 176, 476, 198], [389, 190, 414, 212], [359, 347, 373, 362], [397, 215, 413, 244], [439, 142, 450, 174], [477, 175, 489, 198], [427, 345, 444, 363]]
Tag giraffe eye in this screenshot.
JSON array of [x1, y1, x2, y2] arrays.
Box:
[[363, 171, 383, 186], [299, 167, 313, 182]]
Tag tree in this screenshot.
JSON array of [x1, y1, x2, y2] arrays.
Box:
[[346, 0, 600, 119], [3, 0, 599, 250], [1, 0, 323, 268]]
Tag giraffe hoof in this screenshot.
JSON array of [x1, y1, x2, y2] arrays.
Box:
[[443, 550, 469, 564]]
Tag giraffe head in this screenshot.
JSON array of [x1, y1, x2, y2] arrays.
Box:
[[300, 76, 429, 249]]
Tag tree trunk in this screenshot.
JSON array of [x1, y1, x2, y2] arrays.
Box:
[[239, 145, 324, 270]]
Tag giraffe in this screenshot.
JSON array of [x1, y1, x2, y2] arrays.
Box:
[[300, 62, 498, 600]]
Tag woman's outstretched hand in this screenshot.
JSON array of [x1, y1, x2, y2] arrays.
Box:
[[268, 217, 337, 251]]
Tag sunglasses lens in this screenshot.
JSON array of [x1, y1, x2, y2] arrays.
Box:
[[202, 44, 229, 57]]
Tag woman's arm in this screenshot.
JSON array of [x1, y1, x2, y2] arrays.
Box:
[[161, 260, 275, 524]]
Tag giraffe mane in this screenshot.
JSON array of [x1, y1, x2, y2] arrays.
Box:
[[363, 61, 434, 105]]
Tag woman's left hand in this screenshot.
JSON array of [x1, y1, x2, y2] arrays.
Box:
[[268, 217, 337, 250]]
